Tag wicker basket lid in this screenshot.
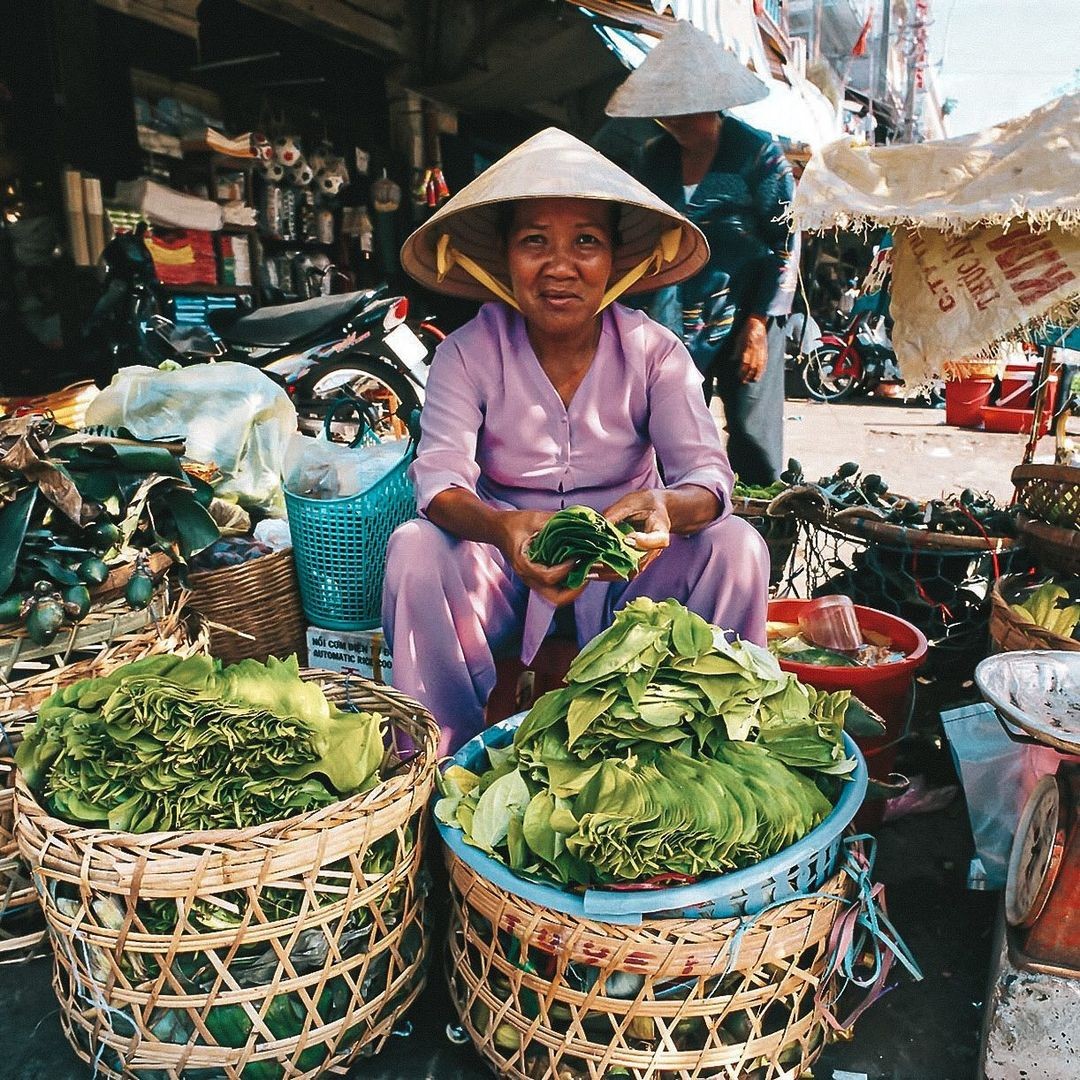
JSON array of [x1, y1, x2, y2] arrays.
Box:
[[604, 20, 769, 118], [399, 127, 708, 303]]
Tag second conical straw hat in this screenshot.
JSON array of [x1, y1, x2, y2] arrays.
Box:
[[400, 127, 708, 302], [605, 20, 769, 118]]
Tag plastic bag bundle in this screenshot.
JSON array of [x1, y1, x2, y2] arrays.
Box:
[[283, 434, 411, 501], [86, 363, 296, 515]]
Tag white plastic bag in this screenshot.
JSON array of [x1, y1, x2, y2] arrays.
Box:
[[85, 363, 296, 514], [283, 433, 410, 501]]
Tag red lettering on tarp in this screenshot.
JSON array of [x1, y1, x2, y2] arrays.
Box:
[[1015, 265, 1076, 305], [987, 223, 1077, 307]]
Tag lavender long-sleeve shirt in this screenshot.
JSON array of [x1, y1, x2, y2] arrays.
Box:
[[411, 302, 734, 520]]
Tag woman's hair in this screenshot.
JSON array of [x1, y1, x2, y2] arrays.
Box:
[[495, 199, 623, 248]]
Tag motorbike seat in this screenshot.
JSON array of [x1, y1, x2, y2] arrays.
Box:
[[216, 286, 388, 348]]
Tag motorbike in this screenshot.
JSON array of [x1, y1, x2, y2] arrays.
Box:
[[82, 226, 443, 444], [800, 306, 903, 402], [207, 285, 442, 444]]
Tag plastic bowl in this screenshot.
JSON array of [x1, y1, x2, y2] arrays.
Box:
[[435, 713, 867, 925]]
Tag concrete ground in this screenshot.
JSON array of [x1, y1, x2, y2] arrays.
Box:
[[0, 392, 1043, 1080], [765, 393, 1056, 504]]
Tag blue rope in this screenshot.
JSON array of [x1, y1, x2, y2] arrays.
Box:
[[720, 835, 923, 988]]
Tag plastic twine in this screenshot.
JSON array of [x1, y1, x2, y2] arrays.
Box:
[[717, 835, 921, 1031], [817, 834, 923, 1032]]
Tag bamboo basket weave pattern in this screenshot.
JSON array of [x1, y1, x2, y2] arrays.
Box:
[[185, 547, 308, 665], [447, 853, 851, 1080], [0, 601, 210, 964], [14, 675, 438, 1080], [989, 576, 1080, 654]]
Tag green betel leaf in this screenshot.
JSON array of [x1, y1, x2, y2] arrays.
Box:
[[468, 768, 531, 853]]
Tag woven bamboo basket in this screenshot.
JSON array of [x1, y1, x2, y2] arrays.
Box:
[[185, 547, 308, 664], [14, 674, 438, 1079], [1011, 464, 1080, 574], [447, 853, 852, 1080], [0, 599, 210, 965], [0, 379, 100, 430], [0, 726, 45, 963], [989, 575, 1080, 654]]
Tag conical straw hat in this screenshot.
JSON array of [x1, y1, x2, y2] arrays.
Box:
[[400, 127, 708, 304], [605, 20, 768, 118]]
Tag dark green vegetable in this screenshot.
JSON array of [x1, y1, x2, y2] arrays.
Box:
[[62, 584, 91, 620], [25, 598, 65, 646], [528, 505, 644, 588], [124, 570, 154, 610], [76, 557, 109, 585]]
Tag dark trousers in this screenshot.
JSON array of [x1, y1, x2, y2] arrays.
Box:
[[707, 316, 786, 486]]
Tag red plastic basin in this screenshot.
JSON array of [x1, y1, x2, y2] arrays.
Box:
[[767, 599, 928, 796], [981, 405, 1050, 437]]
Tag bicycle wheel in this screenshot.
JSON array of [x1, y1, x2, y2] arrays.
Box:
[[803, 346, 859, 402], [296, 356, 421, 445]]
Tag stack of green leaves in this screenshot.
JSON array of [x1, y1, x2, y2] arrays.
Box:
[[527, 505, 644, 588], [16, 654, 386, 833], [437, 598, 869, 887]]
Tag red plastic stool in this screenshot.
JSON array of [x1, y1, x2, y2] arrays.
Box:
[[485, 607, 578, 726]]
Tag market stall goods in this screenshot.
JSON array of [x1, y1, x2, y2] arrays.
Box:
[[0, 415, 219, 661], [438, 599, 878, 903], [0, 598, 208, 965], [14, 669, 437, 1079], [447, 851, 852, 1080], [990, 573, 1080, 653]]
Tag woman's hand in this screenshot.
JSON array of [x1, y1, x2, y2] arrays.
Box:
[[594, 491, 672, 581], [495, 509, 585, 608], [737, 315, 769, 383]]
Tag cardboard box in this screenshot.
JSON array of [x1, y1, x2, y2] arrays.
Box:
[[305, 626, 392, 684]]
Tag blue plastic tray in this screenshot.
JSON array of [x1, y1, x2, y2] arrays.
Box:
[[436, 713, 867, 925]]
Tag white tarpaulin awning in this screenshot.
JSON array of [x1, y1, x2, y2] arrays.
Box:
[[790, 92, 1080, 235], [790, 93, 1080, 382]]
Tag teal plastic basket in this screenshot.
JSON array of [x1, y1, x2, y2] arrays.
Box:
[[284, 441, 416, 631]]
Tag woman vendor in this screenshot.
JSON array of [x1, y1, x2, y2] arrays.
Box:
[[385, 128, 769, 754]]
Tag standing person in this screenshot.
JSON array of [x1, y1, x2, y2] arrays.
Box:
[[606, 20, 799, 485], [384, 128, 770, 754]]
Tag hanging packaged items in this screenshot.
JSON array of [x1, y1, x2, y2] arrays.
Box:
[[262, 185, 283, 239], [372, 170, 402, 213], [432, 167, 450, 202], [355, 206, 374, 255], [280, 188, 299, 242]]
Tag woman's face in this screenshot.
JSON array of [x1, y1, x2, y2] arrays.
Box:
[[505, 198, 615, 338]]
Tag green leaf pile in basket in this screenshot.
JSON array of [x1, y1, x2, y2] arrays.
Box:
[[527, 505, 644, 588], [16, 653, 387, 832], [437, 599, 873, 888]]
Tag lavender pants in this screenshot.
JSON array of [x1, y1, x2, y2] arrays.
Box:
[[382, 514, 769, 755]]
